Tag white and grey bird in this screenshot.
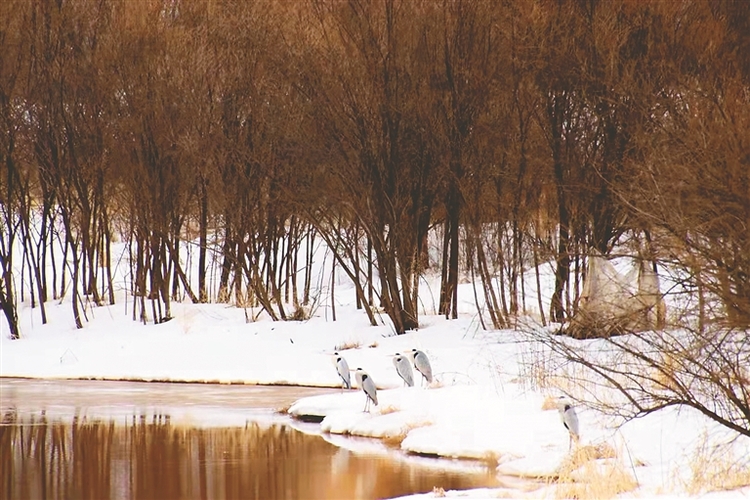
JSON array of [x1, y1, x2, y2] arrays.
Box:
[[333, 352, 351, 390], [392, 353, 414, 387], [408, 349, 433, 386], [353, 368, 378, 412], [557, 397, 580, 450]]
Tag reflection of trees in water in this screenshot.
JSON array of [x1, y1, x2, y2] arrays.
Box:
[[0, 415, 495, 499]]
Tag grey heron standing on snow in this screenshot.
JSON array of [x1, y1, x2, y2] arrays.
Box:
[[408, 349, 433, 386], [353, 368, 378, 412], [333, 352, 351, 389], [557, 397, 580, 450], [392, 353, 414, 387]]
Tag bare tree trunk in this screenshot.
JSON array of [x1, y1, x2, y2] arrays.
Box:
[[550, 222, 571, 324], [0, 284, 20, 339], [285, 216, 294, 304], [19, 212, 47, 323], [59, 226, 68, 300], [509, 220, 518, 315], [354, 223, 361, 310], [291, 220, 299, 307], [60, 206, 83, 329], [137, 232, 148, 324], [0, 197, 20, 338], [438, 221, 450, 315], [468, 245, 487, 331], [330, 253, 336, 321], [198, 178, 209, 303], [217, 220, 233, 303], [497, 226, 509, 318], [476, 234, 504, 329], [50, 216, 58, 300], [367, 235, 374, 306], [38, 209, 50, 304], [532, 229, 546, 327], [303, 228, 314, 305], [167, 238, 198, 303]]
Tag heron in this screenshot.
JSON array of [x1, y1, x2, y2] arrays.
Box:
[[557, 397, 580, 450], [407, 349, 433, 386], [333, 352, 351, 390], [353, 368, 378, 412], [392, 353, 414, 387]]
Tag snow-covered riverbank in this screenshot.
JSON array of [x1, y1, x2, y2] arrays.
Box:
[[3, 294, 748, 499]]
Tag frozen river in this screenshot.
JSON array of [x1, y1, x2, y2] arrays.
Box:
[[0, 378, 502, 499]]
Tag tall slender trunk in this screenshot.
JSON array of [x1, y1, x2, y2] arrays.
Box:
[[303, 229, 314, 305], [217, 218, 233, 303], [60, 206, 83, 329], [330, 254, 336, 321], [291, 221, 299, 307], [476, 234, 504, 329], [104, 220, 114, 305], [438, 221, 450, 315], [285, 217, 294, 305], [0, 285, 20, 339], [59, 227, 68, 300], [550, 222, 570, 323], [20, 214, 47, 323], [0, 202, 20, 338], [532, 228, 546, 327], [354, 223, 361, 310], [198, 178, 209, 303], [447, 194, 460, 319], [167, 237, 198, 303], [50, 222, 58, 300], [548, 91, 570, 324], [70, 245, 83, 329], [367, 236, 374, 306], [39, 209, 50, 304]]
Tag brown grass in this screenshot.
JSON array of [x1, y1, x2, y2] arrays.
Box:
[[334, 340, 362, 351], [378, 405, 400, 415], [289, 305, 310, 321], [552, 443, 636, 500], [685, 435, 750, 494], [482, 450, 501, 468]]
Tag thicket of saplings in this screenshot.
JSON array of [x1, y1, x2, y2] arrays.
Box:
[[0, 1, 747, 437]]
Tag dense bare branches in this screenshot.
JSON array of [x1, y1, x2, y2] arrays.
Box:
[[0, 0, 748, 345]]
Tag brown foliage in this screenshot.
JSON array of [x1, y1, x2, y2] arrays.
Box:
[[0, 0, 748, 339]]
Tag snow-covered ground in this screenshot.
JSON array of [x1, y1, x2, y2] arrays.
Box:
[[2, 240, 749, 499]]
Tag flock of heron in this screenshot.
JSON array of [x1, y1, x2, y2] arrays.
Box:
[[332, 349, 433, 412], [331, 348, 581, 449]]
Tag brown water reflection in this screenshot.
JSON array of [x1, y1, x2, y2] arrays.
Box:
[[1, 412, 500, 500]]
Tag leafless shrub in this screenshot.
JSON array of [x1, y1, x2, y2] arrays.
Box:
[[289, 305, 310, 322], [685, 434, 750, 494], [531, 320, 750, 440]]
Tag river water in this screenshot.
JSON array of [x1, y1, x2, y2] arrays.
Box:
[[0, 378, 503, 499]]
